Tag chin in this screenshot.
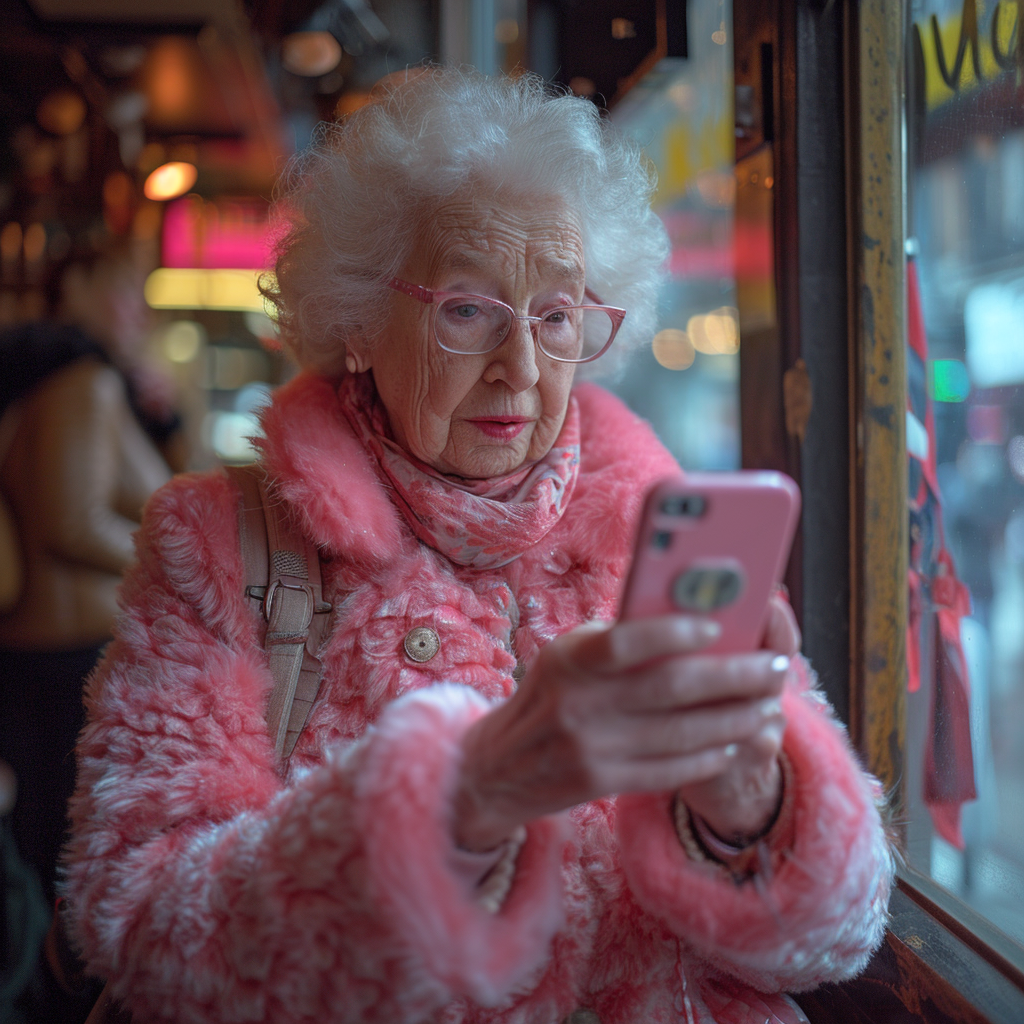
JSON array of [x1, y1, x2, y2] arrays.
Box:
[[439, 430, 537, 479], [450, 446, 530, 480]]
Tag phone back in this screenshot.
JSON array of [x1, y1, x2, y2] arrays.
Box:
[[619, 472, 800, 653]]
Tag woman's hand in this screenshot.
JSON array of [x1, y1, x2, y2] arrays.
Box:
[[677, 594, 801, 843], [453, 594, 801, 852]]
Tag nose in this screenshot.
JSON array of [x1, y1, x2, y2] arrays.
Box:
[[483, 315, 541, 392]]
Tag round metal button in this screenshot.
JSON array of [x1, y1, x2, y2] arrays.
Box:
[[403, 626, 440, 663]]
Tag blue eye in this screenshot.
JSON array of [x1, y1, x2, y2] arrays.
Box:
[[453, 304, 479, 318]]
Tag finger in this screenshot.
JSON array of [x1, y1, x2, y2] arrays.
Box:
[[597, 694, 784, 761], [617, 651, 790, 713], [744, 716, 787, 760], [609, 744, 741, 794], [762, 593, 801, 656], [575, 615, 722, 673]]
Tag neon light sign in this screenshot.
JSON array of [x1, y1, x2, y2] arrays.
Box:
[[161, 196, 286, 270]]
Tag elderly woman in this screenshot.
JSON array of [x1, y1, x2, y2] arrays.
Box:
[[65, 70, 892, 1024]]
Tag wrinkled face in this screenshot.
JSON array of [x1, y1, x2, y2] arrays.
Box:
[[358, 191, 584, 479]]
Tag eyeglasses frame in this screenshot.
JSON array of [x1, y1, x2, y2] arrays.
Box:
[[387, 277, 626, 364]]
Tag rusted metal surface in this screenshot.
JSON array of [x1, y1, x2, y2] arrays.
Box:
[[848, 0, 908, 810]]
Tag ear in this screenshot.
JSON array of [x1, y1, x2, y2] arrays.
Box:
[[345, 339, 373, 374]]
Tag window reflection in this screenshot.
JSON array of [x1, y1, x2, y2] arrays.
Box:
[[907, 0, 1024, 946], [609, 0, 739, 471]]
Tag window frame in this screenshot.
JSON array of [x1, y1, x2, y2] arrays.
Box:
[[735, 0, 1024, 1018]]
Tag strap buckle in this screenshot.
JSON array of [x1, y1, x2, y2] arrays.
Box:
[[263, 576, 315, 632]]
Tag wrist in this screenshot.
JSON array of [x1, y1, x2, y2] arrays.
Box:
[[687, 756, 783, 845], [453, 718, 519, 852], [675, 752, 795, 880]]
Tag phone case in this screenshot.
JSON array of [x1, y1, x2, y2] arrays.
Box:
[[619, 472, 801, 653]]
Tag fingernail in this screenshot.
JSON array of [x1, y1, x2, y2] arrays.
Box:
[[759, 698, 782, 717], [723, 743, 738, 757], [699, 619, 722, 640], [771, 654, 790, 673]]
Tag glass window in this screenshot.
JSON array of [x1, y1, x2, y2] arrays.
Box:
[[608, 0, 739, 471], [905, 0, 1024, 946]]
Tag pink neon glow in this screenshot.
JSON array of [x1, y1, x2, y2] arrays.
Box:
[[161, 196, 289, 269], [660, 211, 772, 280]]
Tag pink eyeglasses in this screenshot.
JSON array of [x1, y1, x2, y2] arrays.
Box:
[[388, 278, 626, 364]]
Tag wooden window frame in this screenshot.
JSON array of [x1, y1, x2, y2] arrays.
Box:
[[734, 0, 1024, 1019]]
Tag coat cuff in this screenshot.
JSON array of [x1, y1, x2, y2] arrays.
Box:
[[354, 684, 567, 1006], [615, 674, 893, 989]]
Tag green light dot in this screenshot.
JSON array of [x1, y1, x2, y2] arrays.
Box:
[[932, 359, 970, 403]]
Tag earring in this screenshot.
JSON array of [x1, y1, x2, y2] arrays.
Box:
[[345, 353, 359, 374]]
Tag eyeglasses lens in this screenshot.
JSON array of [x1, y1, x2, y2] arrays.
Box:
[[434, 296, 613, 362], [539, 307, 613, 361]]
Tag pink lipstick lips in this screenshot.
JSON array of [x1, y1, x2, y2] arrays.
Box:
[[468, 416, 530, 440]]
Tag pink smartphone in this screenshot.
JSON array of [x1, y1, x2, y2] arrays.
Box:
[[619, 472, 801, 654]]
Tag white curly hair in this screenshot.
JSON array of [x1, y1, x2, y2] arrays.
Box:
[[263, 66, 668, 378]]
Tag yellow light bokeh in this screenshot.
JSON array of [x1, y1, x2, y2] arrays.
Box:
[[281, 32, 342, 77], [495, 19, 519, 44], [144, 161, 198, 202], [162, 320, 204, 363], [36, 90, 87, 137], [22, 223, 46, 263], [652, 328, 696, 370], [335, 92, 371, 118], [686, 307, 740, 355], [146, 37, 194, 121], [1, 222, 23, 261], [145, 268, 271, 312]]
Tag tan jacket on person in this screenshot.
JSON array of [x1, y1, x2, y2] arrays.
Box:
[[0, 356, 171, 651]]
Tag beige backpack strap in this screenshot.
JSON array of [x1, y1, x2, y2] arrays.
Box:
[[227, 464, 332, 760]]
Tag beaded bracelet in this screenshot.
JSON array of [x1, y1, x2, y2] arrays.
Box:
[[476, 824, 528, 914]]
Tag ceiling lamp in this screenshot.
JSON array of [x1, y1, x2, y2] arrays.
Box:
[[144, 161, 198, 202], [281, 31, 342, 76]]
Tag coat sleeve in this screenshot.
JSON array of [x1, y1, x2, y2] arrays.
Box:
[[62, 472, 566, 1024], [615, 657, 894, 994]]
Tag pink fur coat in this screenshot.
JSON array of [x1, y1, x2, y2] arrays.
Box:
[[64, 373, 893, 1023]]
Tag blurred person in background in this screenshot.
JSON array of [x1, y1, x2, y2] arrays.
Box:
[[0, 241, 182, 914]]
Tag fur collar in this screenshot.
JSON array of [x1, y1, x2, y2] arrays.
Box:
[[256, 371, 679, 566]]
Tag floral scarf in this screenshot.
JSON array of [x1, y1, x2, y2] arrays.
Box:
[[338, 373, 580, 569]]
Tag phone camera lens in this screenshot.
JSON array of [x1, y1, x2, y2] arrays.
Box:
[[650, 530, 672, 550], [660, 495, 706, 517]]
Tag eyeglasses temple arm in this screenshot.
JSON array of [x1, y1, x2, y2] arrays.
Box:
[[389, 278, 435, 304]]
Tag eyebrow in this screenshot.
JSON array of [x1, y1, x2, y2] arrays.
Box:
[[538, 255, 585, 282], [445, 251, 584, 282]]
